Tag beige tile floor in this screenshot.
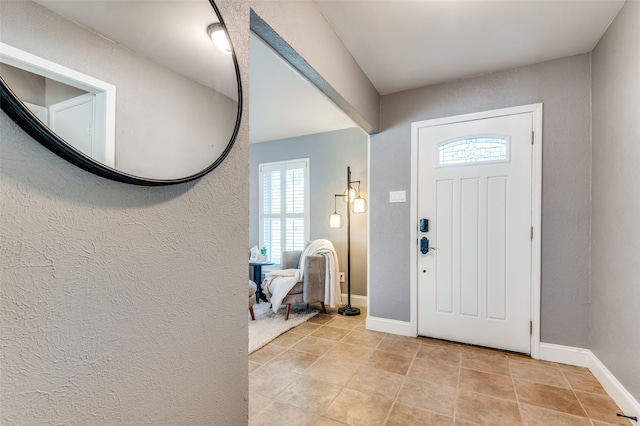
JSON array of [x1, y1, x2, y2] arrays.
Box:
[[249, 306, 632, 426]]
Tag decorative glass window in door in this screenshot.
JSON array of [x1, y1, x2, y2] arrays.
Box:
[[437, 136, 509, 166]]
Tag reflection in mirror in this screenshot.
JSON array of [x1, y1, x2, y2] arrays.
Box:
[[1, 46, 117, 167], [0, 0, 241, 184]]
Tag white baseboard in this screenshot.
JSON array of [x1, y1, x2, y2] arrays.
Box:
[[538, 342, 590, 366], [366, 315, 417, 337], [539, 343, 639, 422], [588, 352, 640, 422], [340, 293, 367, 307]]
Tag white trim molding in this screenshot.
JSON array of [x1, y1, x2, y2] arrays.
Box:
[[539, 342, 591, 366], [540, 343, 640, 421], [341, 293, 368, 308], [366, 316, 416, 337]]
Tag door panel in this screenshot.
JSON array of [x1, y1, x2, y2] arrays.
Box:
[[49, 93, 95, 158], [435, 179, 454, 314], [417, 112, 532, 353], [460, 177, 479, 317], [487, 176, 507, 320]]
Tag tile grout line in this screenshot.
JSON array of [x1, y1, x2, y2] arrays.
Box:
[[453, 350, 462, 424], [318, 313, 382, 426], [255, 313, 328, 424], [559, 363, 599, 425], [506, 354, 525, 425], [510, 357, 625, 425], [251, 316, 329, 421], [381, 337, 420, 426]]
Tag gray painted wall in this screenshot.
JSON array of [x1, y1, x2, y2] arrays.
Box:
[[591, 0, 640, 401], [0, 1, 249, 424], [370, 54, 593, 348], [249, 127, 369, 297]]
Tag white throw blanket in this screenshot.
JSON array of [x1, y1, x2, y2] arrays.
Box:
[[300, 239, 341, 307], [262, 269, 302, 313], [262, 239, 340, 313]]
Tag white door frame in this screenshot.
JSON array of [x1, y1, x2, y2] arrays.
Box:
[[0, 42, 116, 168], [410, 103, 543, 358]]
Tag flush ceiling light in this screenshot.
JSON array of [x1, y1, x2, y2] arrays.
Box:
[[207, 23, 231, 54]]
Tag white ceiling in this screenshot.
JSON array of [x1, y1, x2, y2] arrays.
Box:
[[315, 0, 625, 95], [250, 0, 625, 143]]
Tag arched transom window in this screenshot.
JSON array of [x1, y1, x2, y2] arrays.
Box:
[[437, 136, 509, 166]]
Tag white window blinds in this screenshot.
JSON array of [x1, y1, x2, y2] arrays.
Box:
[[259, 159, 309, 266]]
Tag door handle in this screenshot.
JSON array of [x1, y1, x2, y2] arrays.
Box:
[[420, 237, 429, 254]]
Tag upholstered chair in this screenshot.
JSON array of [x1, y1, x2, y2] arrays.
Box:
[[249, 280, 257, 321], [281, 250, 327, 320]]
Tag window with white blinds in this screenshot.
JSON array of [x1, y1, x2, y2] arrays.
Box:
[[259, 159, 309, 266]]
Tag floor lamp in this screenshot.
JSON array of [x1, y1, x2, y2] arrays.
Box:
[[329, 166, 367, 316]]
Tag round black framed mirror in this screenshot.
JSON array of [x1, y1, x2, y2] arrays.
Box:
[[0, 0, 242, 186]]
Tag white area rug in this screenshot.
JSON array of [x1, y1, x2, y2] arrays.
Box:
[[248, 302, 319, 354]]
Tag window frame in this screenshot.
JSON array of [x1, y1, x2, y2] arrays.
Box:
[[258, 158, 310, 268]]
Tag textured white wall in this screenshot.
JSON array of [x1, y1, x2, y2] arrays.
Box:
[[591, 0, 640, 402], [370, 54, 593, 348], [0, 1, 249, 424]]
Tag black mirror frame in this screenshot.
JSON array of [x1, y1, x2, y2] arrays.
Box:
[[0, 0, 242, 186]]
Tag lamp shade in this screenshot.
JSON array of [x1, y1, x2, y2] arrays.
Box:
[[352, 196, 368, 214], [207, 23, 231, 54], [329, 213, 344, 228], [343, 187, 356, 203]]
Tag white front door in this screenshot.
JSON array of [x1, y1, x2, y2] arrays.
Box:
[[416, 110, 534, 353]]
